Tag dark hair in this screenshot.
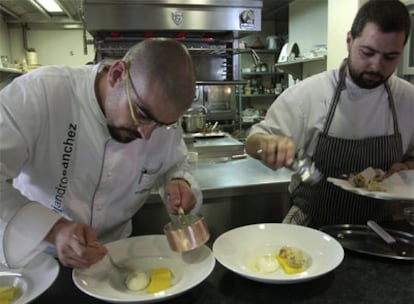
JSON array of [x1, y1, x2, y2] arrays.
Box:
[[350, 0, 411, 44]]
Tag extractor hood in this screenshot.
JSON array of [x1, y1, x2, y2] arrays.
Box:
[[83, 0, 263, 36]]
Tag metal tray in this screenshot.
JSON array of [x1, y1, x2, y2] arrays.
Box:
[[320, 224, 414, 260]]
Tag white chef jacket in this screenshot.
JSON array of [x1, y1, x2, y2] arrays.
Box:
[[251, 69, 414, 159], [0, 64, 202, 268]]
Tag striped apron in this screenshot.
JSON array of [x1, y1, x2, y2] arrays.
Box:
[[285, 63, 403, 227]]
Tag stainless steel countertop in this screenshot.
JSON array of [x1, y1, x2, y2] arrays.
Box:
[[149, 156, 292, 202]]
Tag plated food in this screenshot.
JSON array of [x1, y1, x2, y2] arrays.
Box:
[[0, 253, 59, 304], [249, 246, 309, 275], [73, 235, 215, 303], [351, 167, 386, 192], [327, 168, 414, 201], [213, 223, 344, 284]]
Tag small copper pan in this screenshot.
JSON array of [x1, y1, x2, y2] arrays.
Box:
[[164, 208, 210, 252]]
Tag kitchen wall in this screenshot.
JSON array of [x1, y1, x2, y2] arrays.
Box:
[[7, 27, 95, 66], [0, 14, 10, 60]]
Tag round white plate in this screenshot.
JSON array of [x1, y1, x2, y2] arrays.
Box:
[[0, 253, 59, 304], [213, 223, 344, 284], [72, 235, 215, 303]]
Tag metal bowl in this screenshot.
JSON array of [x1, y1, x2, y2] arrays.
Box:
[[164, 213, 210, 253]]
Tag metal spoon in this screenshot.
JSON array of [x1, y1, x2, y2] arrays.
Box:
[[72, 234, 132, 272], [107, 253, 134, 273], [256, 149, 323, 186]]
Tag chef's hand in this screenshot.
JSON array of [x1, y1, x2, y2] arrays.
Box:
[[44, 217, 107, 268], [246, 133, 295, 170], [386, 159, 414, 177], [165, 178, 196, 214]]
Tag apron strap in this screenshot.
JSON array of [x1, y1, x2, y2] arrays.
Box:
[[322, 62, 347, 135], [384, 81, 400, 134]]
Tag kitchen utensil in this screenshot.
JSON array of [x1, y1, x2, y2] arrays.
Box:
[[164, 207, 210, 252], [367, 220, 409, 256], [107, 253, 133, 273], [266, 35, 278, 50], [256, 149, 322, 188], [403, 206, 414, 226], [320, 224, 414, 260], [72, 234, 133, 272]]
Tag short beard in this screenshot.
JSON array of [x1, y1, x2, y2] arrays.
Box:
[[107, 125, 141, 143], [347, 57, 388, 89]]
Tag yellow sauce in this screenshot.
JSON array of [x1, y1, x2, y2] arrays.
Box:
[[146, 267, 172, 293], [0, 286, 17, 303], [274, 254, 304, 274]]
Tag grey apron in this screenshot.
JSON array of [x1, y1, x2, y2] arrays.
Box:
[[286, 62, 403, 226]]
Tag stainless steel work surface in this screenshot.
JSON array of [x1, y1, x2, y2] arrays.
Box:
[[148, 156, 292, 203], [191, 156, 291, 192], [186, 133, 245, 159]]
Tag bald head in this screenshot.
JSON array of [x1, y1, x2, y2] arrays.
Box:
[[123, 38, 195, 112]]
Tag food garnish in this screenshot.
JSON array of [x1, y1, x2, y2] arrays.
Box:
[[124, 267, 172, 293], [275, 246, 306, 274], [252, 255, 280, 273], [125, 270, 150, 291]]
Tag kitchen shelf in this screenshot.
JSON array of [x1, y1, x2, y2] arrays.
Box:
[[242, 94, 277, 98], [275, 56, 326, 80], [0, 67, 24, 84], [241, 71, 284, 77]]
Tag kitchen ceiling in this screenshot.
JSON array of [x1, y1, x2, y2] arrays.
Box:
[[0, 0, 290, 26]]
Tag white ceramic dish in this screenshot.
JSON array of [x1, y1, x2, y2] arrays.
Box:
[[213, 223, 344, 284], [72, 235, 215, 303], [327, 170, 414, 201], [0, 253, 59, 303]]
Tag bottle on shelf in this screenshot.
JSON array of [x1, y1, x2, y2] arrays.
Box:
[[244, 80, 252, 95]]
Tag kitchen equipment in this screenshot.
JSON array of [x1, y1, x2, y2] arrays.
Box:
[[256, 149, 323, 188], [266, 35, 278, 50], [182, 106, 207, 133], [320, 224, 414, 260], [367, 220, 410, 256], [404, 206, 414, 226], [277, 42, 300, 63], [164, 208, 210, 252]]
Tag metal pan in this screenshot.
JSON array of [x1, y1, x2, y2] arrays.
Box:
[[164, 209, 210, 253], [320, 224, 414, 260]]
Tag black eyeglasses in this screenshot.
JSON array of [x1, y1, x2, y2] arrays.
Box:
[[125, 61, 177, 130]]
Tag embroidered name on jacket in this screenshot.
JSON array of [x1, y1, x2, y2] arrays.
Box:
[[53, 123, 77, 213]]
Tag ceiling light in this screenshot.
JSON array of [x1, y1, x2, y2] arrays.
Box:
[[35, 0, 63, 13]]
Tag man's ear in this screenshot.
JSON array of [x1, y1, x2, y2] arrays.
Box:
[[107, 60, 127, 88], [346, 31, 353, 52]]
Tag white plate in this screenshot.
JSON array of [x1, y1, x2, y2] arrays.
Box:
[[0, 253, 59, 303], [72, 235, 215, 303], [213, 223, 344, 284], [327, 170, 414, 201]]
